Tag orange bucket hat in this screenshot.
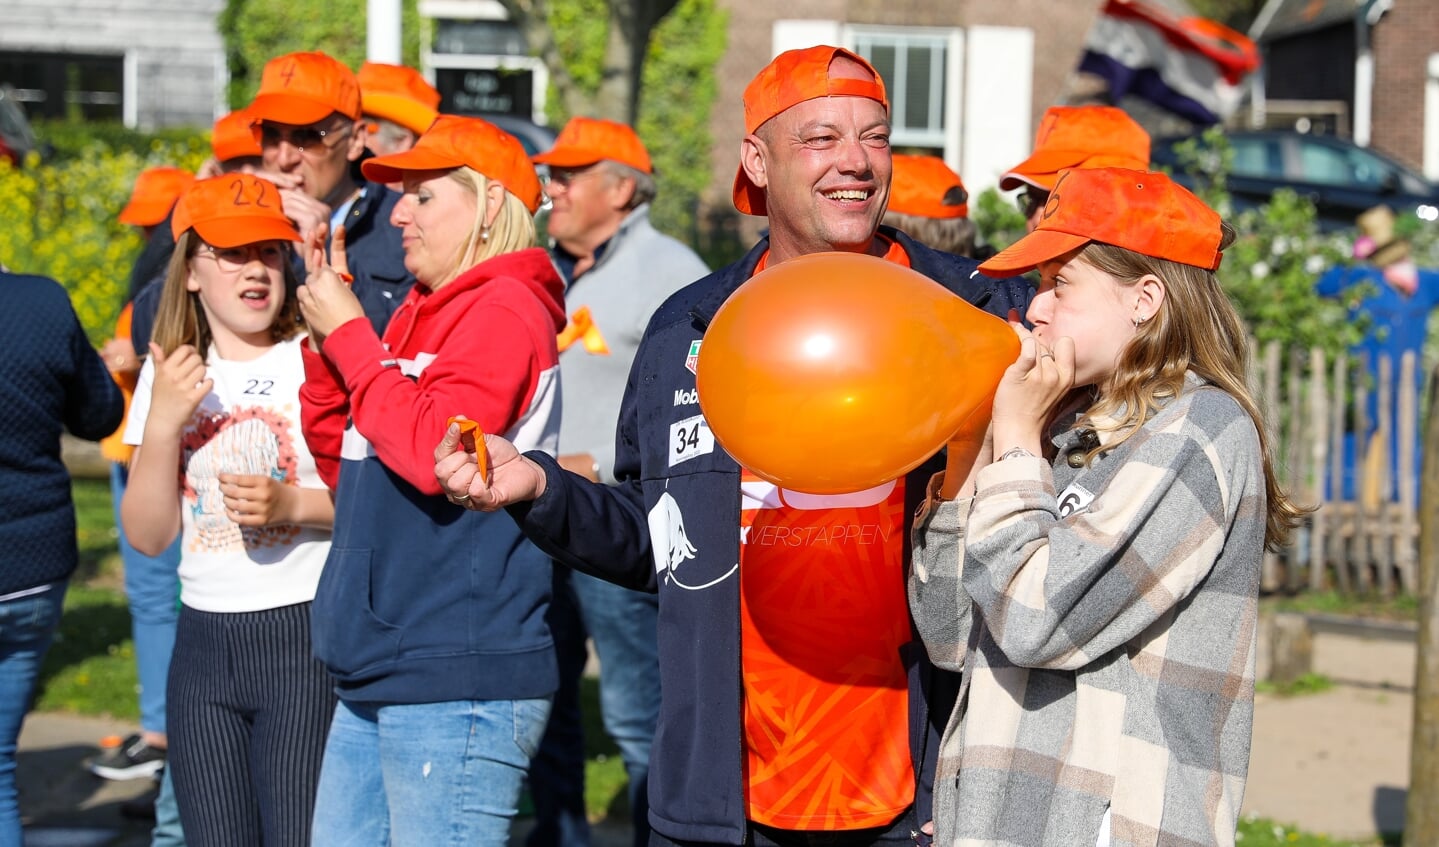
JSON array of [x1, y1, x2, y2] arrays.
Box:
[[998, 106, 1150, 192], [978, 167, 1223, 276], [362, 115, 544, 213], [889, 155, 968, 219], [733, 45, 889, 216], [249, 51, 362, 126], [532, 117, 652, 174], [358, 62, 441, 137], [211, 109, 262, 163], [119, 167, 196, 227], [171, 174, 301, 247]]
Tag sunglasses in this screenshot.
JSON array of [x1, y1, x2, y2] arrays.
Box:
[[545, 166, 609, 190], [1018, 188, 1049, 218], [259, 122, 354, 154]]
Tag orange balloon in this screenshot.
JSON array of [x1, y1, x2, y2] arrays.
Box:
[[696, 252, 1019, 494]]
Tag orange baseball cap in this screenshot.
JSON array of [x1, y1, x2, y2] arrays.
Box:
[[119, 167, 196, 227], [211, 109, 262, 163], [998, 106, 1150, 192], [362, 115, 544, 213], [171, 174, 301, 247], [249, 51, 362, 126], [532, 117, 652, 174], [889, 155, 967, 219], [733, 45, 889, 216], [978, 168, 1223, 276], [358, 62, 440, 136]]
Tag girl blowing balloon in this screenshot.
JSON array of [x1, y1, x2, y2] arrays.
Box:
[[909, 168, 1305, 847], [296, 115, 564, 846], [120, 173, 337, 846]]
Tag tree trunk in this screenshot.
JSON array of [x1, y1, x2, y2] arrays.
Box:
[[1406, 364, 1439, 846]]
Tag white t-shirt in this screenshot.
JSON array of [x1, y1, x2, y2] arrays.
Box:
[[125, 336, 331, 613]]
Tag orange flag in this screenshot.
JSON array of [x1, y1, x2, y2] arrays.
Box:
[[556, 306, 610, 355]]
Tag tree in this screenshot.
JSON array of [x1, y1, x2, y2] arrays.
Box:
[[500, 0, 680, 124]]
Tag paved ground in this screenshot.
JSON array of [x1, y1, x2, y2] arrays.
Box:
[[17, 622, 1419, 845]]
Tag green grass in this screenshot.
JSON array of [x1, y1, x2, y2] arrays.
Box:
[[1237, 816, 1400, 845], [1265, 591, 1419, 623], [1255, 672, 1335, 698]]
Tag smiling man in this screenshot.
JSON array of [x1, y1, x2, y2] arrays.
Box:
[[247, 51, 414, 335], [435, 45, 1033, 847]]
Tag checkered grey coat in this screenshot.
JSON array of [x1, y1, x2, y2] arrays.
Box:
[[909, 375, 1266, 847]]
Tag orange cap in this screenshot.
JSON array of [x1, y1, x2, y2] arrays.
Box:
[[171, 174, 301, 247], [532, 117, 652, 174], [211, 109, 262, 163], [362, 115, 544, 213], [888, 155, 968, 219], [998, 106, 1150, 192], [358, 62, 441, 137], [978, 168, 1223, 276], [119, 167, 196, 227], [733, 45, 889, 216], [249, 51, 362, 126]]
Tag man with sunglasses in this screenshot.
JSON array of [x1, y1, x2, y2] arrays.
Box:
[[998, 105, 1151, 234], [248, 51, 414, 335]]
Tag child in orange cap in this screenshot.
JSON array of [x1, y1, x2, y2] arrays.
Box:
[[121, 173, 337, 845], [357, 61, 440, 160], [295, 115, 565, 845], [1001, 105, 1151, 233], [911, 167, 1305, 847], [196, 109, 264, 179], [119, 167, 196, 233], [883, 154, 976, 257]]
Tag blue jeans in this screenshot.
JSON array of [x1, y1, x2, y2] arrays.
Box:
[[151, 763, 185, 847], [110, 463, 181, 735], [529, 568, 659, 847], [0, 581, 66, 847], [311, 697, 551, 847]]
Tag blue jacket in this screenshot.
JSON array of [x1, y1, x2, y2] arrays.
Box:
[[512, 229, 1033, 843], [341, 179, 415, 337], [0, 273, 124, 594]]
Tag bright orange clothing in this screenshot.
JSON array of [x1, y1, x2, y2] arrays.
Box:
[[738, 472, 913, 829], [99, 302, 139, 464], [752, 237, 909, 274]]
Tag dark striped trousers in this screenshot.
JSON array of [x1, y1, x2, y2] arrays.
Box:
[[167, 601, 338, 847]]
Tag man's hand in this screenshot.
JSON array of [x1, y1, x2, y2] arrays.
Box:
[[254, 168, 332, 245], [218, 473, 297, 527], [434, 418, 548, 511], [101, 336, 139, 375]]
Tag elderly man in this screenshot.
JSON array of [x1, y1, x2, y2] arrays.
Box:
[[247, 51, 414, 335], [437, 46, 1031, 846], [524, 117, 708, 847]]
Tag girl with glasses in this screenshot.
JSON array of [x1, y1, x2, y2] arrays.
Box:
[[120, 173, 337, 846]]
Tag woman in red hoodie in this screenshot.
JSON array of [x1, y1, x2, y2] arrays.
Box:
[[296, 115, 565, 847]]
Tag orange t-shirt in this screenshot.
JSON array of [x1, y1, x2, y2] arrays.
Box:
[[99, 302, 139, 464], [738, 237, 915, 829]]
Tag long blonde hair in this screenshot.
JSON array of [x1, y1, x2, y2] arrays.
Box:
[[1074, 230, 1307, 550], [439, 166, 539, 283], [152, 230, 304, 357]]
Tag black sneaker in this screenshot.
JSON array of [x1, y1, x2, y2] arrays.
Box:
[[87, 734, 166, 780]]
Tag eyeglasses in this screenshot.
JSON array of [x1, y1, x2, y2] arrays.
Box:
[[259, 122, 353, 154], [545, 166, 608, 191], [1018, 188, 1049, 219], [195, 243, 289, 273]]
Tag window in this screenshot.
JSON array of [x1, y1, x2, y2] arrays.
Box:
[[850, 30, 952, 149], [0, 51, 123, 122]]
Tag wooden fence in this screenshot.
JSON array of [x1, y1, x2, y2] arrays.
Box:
[[1255, 341, 1424, 596]]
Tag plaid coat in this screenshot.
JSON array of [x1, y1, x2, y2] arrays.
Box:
[[909, 375, 1266, 847]]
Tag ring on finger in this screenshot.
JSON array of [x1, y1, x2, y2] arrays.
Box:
[[452, 492, 472, 503]]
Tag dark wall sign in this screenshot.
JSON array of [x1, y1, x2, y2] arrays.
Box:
[[436, 67, 534, 118]]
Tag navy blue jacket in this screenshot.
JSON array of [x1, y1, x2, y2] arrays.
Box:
[[512, 229, 1034, 843], [343, 180, 415, 337], [0, 273, 124, 594]]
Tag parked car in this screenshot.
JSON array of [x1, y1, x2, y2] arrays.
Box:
[[0, 85, 36, 167], [1151, 130, 1439, 231]]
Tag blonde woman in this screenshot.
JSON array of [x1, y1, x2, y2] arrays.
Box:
[[296, 115, 565, 846], [909, 168, 1305, 847]]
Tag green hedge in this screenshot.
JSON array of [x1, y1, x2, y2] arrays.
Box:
[[0, 122, 210, 343]]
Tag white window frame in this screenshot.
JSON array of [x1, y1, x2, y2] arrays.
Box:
[[846, 25, 963, 158]]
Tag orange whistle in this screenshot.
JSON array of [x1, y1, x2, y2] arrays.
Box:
[[447, 416, 488, 484]]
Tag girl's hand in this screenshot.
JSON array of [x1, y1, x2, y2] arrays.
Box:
[[218, 473, 296, 527], [147, 342, 211, 434], [990, 322, 1075, 456], [297, 223, 364, 345]]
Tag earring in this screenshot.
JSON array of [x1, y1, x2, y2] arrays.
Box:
[[480, 226, 490, 244], [1133, 314, 1147, 328]]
